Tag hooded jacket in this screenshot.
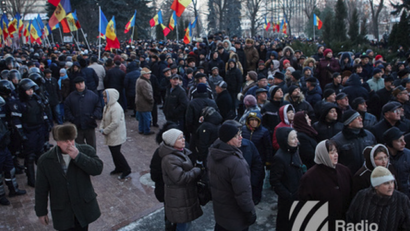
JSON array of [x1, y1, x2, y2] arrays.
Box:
[[159, 143, 203, 224], [100, 89, 126, 146], [279, 46, 298, 70], [315, 54, 341, 89], [339, 52, 353, 72], [342, 74, 369, 105], [124, 62, 141, 98], [284, 91, 316, 122], [261, 98, 289, 136], [208, 51, 225, 74], [312, 103, 343, 141], [244, 44, 259, 71], [207, 139, 255, 231], [225, 52, 244, 74], [195, 109, 222, 162], [272, 104, 294, 150], [305, 84, 322, 108], [225, 59, 243, 95]]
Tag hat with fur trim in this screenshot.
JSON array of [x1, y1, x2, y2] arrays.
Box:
[[53, 123, 78, 141]]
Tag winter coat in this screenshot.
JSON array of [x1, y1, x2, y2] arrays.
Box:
[[324, 82, 344, 94], [279, 46, 298, 70], [315, 57, 341, 90], [235, 47, 247, 74], [216, 90, 234, 121], [272, 104, 294, 151], [244, 45, 259, 71], [135, 76, 154, 112], [225, 53, 244, 75], [224, 60, 243, 95], [99, 89, 126, 146], [150, 61, 160, 82], [361, 112, 378, 130], [208, 52, 225, 74], [64, 89, 102, 130], [240, 138, 264, 202], [347, 188, 410, 231], [299, 164, 352, 222], [159, 143, 203, 223], [104, 66, 125, 93], [163, 85, 188, 123], [150, 148, 164, 202], [305, 85, 322, 108], [331, 127, 376, 174], [185, 93, 218, 135], [367, 77, 385, 92], [124, 63, 141, 98], [370, 119, 408, 143], [312, 103, 343, 142], [297, 132, 318, 169], [360, 63, 373, 81], [194, 110, 222, 162], [89, 63, 106, 91], [339, 52, 353, 72], [35, 144, 103, 231], [81, 67, 99, 91], [60, 78, 71, 101], [342, 74, 369, 105], [242, 123, 273, 164], [390, 148, 410, 198], [207, 139, 255, 231], [261, 99, 289, 136], [284, 92, 316, 122], [44, 77, 61, 106]]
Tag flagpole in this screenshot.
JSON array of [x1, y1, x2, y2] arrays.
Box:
[[313, 14, 315, 42], [98, 6, 101, 60], [131, 25, 135, 45], [51, 31, 55, 44], [70, 32, 81, 51], [80, 28, 91, 52], [176, 22, 179, 41], [58, 26, 64, 44]]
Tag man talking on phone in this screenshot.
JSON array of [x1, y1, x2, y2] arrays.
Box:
[[35, 123, 103, 231]]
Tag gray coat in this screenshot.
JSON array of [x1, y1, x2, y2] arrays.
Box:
[[207, 139, 255, 231], [159, 143, 203, 223], [135, 76, 154, 112]]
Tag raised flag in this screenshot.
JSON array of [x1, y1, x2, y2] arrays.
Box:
[[183, 24, 191, 44], [17, 13, 24, 36], [124, 10, 136, 33], [276, 20, 280, 32], [48, 0, 72, 29], [190, 17, 197, 28], [24, 24, 29, 43], [72, 10, 81, 29], [34, 16, 43, 37], [161, 24, 170, 36], [29, 20, 42, 44], [48, 0, 60, 7], [8, 18, 18, 37], [282, 19, 288, 34], [61, 18, 71, 33], [66, 13, 78, 31], [264, 16, 270, 31], [169, 11, 177, 30], [99, 9, 108, 38], [51, 23, 60, 30], [150, 10, 163, 27], [171, 0, 192, 17], [105, 16, 120, 50], [313, 14, 322, 30], [1, 15, 9, 39]]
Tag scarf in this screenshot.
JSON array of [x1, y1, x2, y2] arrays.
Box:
[[58, 74, 68, 89], [293, 111, 318, 137]]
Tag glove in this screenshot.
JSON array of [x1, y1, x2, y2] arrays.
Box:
[[246, 210, 257, 225], [100, 129, 104, 134], [237, 93, 243, 101]]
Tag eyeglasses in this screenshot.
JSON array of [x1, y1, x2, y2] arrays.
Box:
[[375, 157, 389, 161], [235, 132, 242, 139]]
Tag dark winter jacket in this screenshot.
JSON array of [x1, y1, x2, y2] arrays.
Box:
[[370, 119, 408, 143], [215, 90, 234, 121], [194, 110, 222, 162], [361, 112, 378, 130], [284, 92, 316, 122], [339, 52, 353, 72], [44, 77, 61, 106], [297, 132, 318, 169], [315, 57, 341, 89], [64, 89, 102, 130], [312, 103, 343, 142], [390, 148, 410, 198], [159, 143, 203, 223], [324, 81, 344, 94], [242, 122, 273, 164], [261, 99, 289, 136], [279, 46, 298, 70], [185, 93, 218, 135], [331, 127, 376, 174], [347, 188, 410, 231], [305, 85, 322, 108], [81, 67, 99, 91], [342, 74, 369, 105], [150, 148, 164, 202], [104, 66, 125, 93], [123, 62, 141, 98], [208, 52, 225, 74], [207, 139, 255, 231], [224, 59, 243, 95], [272, 104, 294, 151], [360, 63, 373, 81], [163, 85, 188, 123]]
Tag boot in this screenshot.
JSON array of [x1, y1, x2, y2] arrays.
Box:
[[5, 169, 26, 197], [0, 175, 10, 205], [13, 156, 24, 175], [26, 161, 36, 188]]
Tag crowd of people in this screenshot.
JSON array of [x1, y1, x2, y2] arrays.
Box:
[[1, 33, 410, 231]]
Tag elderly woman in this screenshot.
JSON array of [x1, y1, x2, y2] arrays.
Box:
[[352, 144, 399, 196], [159, 129, 203, 231], [100, 88, 131, 179], [298, 140, 352, 227], [293, 111, 318, 169], [347, 166, 410, 231]]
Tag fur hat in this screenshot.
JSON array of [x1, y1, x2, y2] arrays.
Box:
[[141, 67, 151, 75], [53, 123, 77, 141], [245, 38, 254, 44], [371, 166, 395, 187], [162, 128, 183, 146]]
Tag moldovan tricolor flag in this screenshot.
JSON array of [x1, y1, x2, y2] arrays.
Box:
[[161, 24, 170, 36], [105, 16, 120, 50], [313, 14, 322, 30], [124, 10, 136, 34], [150, 10, 163, 27], [48, 0, 72, 29], [169, 11, 177, 31], [1, 15, 9, 39], [8, 17, 18, 37], [171, 0, 192, 17], [99, 9, 108, 38], [264, 16, 270, 31], [183, 23, 191, 44]]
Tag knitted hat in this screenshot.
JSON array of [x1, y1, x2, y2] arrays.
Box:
[[371, 166, 395, 187], [60, 68, 67, 75], [323, 89, 335, 99], [216, 80, 227, 89], [141, 67, 151, 75], [197, 83, 207, 93], [243, 95, 257, 107], [383, 127, 405, 147], [397, 69, 409, 78], [258, 60, 265, 66], [274, 72, 285, 80], [351, 97, 366, 110], [342, 110, 360, 126], [52, 123, 77, 141], [283, 59, 290, 66], [323, 48, 333, 57], [269, 86, 281, 98], [248, 71, 258, 81], [65, 61, 73, 68], [291, 71, 302, 80], [162, 128, 183, 146], [288, 85, 300, 95], [375, 54, 383, 61], [186, 68, 193, 74], [219, 122, 240, 143], [372, 68, 382, 76]]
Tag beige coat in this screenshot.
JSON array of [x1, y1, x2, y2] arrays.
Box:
[[99, 89, 126, 146], [135, 76, 154, 112]]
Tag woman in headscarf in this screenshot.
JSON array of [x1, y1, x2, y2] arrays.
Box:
[[293, 111, 318, 169], [298, 140, 352, 229], [352, 144, 399, 196]]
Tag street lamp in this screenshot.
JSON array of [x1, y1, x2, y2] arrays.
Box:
[[1, 1, 6, 14]]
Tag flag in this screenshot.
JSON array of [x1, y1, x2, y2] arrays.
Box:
[[17, 13, 24, 36], [124, 10, 136, 33], [66, 13, 78, 31], [105, 16, 120, 50], [49, 0, 72, 29], [276, 20, 280, 32], [45, 23, 51, 36], [1, 14, 9, 39], [161, 24, 170, 36], [8, 18, 18, 37], [61, 18, 71, 33], [72, 10, 81, 29], [48, 0, 60, 7], [29, 20, 42, 44], [282, 19, 287, 34], [24, 24, 29, 43], [35, 16, 43, 37], [150, 10, 163, 27], [190, 17, 197, 28], [169, 11, 177, 30], [51, 22, 59, 30], [183, 24, 191, 44], [99, 9, 108, 38], [313, 14, 322, 30], [171, 0, 192, 17], [264, 16, 270, 31]]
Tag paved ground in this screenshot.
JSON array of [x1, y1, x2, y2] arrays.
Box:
[[0, 108, 278, 231]]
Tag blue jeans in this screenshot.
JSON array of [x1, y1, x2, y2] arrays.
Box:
[[176, 222, 192, 231], [51, 104, 63, 125], [137, 111, 151, 134]]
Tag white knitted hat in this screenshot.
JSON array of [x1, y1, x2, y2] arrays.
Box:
[[371, 166, 395, 187], [162, 129, 183, 146]]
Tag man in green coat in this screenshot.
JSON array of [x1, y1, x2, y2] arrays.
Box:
[[35, 123, 103, 230]]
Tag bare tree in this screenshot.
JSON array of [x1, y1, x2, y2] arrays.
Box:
[[368, 0, 384, 40], [244, 0, 265, 37], [278, 0, 296, 36], [5, 0, 38, 17], [208, 0, 229, 32], [303, 0, 319, 19]]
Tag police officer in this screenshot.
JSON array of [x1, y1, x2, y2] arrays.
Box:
[[8, 69, 21, 89], [0, 95, 26, 205], [11, 79, 49, 187]]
